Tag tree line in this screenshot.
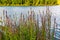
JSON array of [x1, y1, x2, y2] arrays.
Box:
[[0, 0, 57, 6]]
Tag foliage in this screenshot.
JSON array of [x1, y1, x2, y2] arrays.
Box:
[[0, 0, 57, 6]]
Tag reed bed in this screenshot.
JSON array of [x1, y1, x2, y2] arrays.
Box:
[[0, 7, 56, 40]]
